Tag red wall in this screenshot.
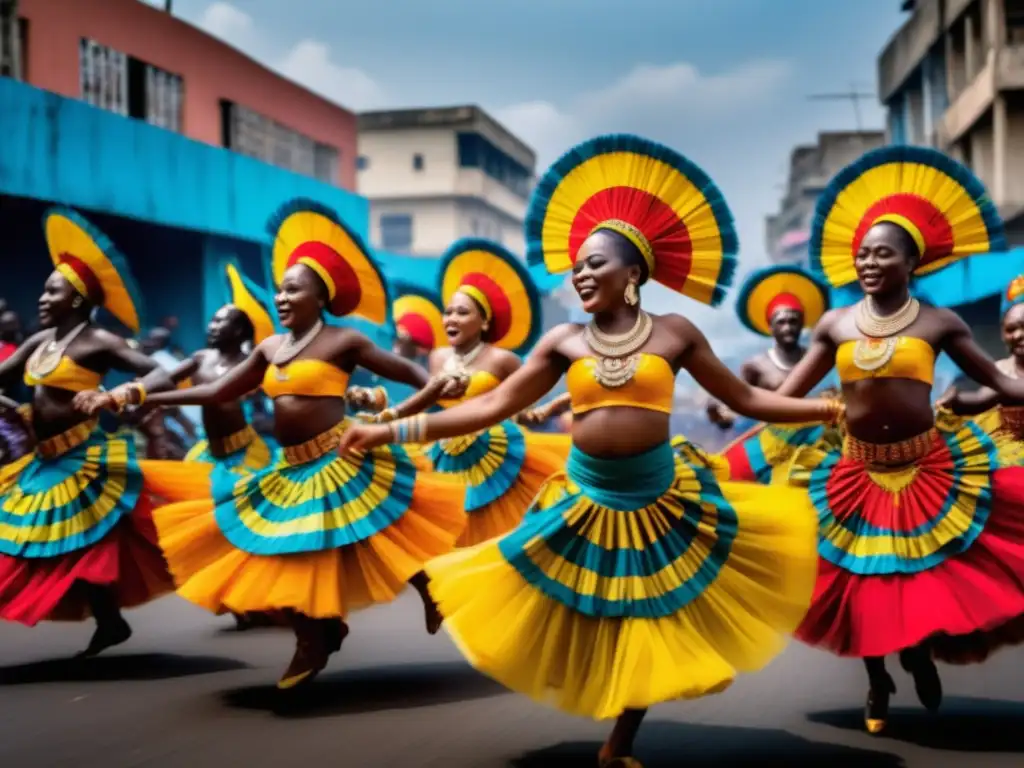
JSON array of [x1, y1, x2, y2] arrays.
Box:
[[19, 0, 357, 190]]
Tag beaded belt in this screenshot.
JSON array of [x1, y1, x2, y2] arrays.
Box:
[[843, 429, 935, 468], [37, 418, 98, 459], [207, 424, 257, 459], [281, 421, 347, 465]]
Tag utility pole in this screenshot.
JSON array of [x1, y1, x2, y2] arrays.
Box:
[[0, 0, 20, 80], [807, 85, 876, 131]]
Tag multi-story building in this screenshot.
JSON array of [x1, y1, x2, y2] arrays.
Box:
[[879, 0, 1024, 240], [877, 0, 1024, 360], [357, 106, 535, 257], [765, 130, 886, 266], [0, 0, 368, 355], [9, 0, 357, 188]]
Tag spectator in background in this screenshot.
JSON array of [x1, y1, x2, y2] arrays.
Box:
[[0, 306, 21, 363], [139, 327, 198, 453]]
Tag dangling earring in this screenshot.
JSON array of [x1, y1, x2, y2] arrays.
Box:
[[72, 296, 83, 309], [482, 322, 490, 333], [624, 281, 639, 307]]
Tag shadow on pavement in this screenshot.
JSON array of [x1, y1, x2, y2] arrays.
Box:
[[221, 661, 506, 718], [0, 652, 250, 685], [512, 724, 905, 765], [511, 720, 906, 767], [809, 695, 1024, 752]]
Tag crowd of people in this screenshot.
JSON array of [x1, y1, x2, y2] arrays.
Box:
[[3, 135, 1024, 767]]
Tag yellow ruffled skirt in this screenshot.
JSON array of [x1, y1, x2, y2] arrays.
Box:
[[426, 440, 818, 719], [153, 426, 466, 619], [429, 421, 567, 547]]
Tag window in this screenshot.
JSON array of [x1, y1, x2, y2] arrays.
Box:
[[78, 38, 183, 131], [0, 16, 28, 80], [412, 153, 425, 171], [222, 101, 339, 184], [380, 214, 413, 252], [357, 155, 370, 171], [457, 132, 532, 199]]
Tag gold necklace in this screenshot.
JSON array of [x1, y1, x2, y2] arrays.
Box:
[[584, 310, 653, 388], [272, 319, 324, 378], [442, 342, 485, 381], [851, 296, 920, 373], [26, 321, 89, 379], [854, 295, 920, 338]]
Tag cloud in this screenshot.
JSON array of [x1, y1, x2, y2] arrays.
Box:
[[196, 3, 386, 111], [495, 59, 792, 168], [279, 41, 388, 111]]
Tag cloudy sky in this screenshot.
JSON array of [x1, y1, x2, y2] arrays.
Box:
[[148, 0, 905, 350]]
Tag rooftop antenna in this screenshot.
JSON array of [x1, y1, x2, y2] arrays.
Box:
[[807, 84, 876, 131]]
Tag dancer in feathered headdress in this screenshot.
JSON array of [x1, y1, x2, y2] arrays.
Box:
[[0, 208, 208, 657], [764, 144, 1024, 734], [704, 264, 832, 483], [86, 199, 467, 689], [359, 238, 566, 546], [339, 134, 838, 766]]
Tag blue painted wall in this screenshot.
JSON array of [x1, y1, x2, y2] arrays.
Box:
[[0, 78, 368, 246]]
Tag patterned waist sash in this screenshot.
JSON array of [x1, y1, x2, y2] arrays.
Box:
[[1002, 405, 1024, 436], [280, 420, 348, 465], [37, 419, 98, 459], [207, 424, 257, 458], [843, 428, 935, 469], [567, 441, 676, 511]]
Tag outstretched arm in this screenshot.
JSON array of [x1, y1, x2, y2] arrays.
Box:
[[351, 333, 430, 389], [775, 312, 838, 397], [942, 311, 1024, 405], [680, 319, 839, 424], [339, 327, 570, 452], [133, 345, 269, 408], [942, 385, 1000, 416]]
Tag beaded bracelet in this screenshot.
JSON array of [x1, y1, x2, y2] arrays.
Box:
[[389, 413, 428, 443]]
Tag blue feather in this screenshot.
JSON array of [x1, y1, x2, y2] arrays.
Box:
[[809, 145, 1007, 287], [523, 134, 739, 306], [437, 237, 543, 356], [43, 206, 147, 333], [732, 264, 830, 337], [265, 197, 394, 326]]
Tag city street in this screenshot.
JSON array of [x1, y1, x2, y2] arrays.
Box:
[[1, 591, 1023, 767]]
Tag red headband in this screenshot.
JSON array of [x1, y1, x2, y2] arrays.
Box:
[[397, 315, 435, 349], [766, 293, 803, 324], [58, 254, 104, 303]]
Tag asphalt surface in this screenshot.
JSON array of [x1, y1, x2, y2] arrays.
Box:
[[1, 591, 1023, 767]]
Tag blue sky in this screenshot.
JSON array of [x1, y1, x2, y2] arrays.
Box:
[[150, 0, 906, 351]]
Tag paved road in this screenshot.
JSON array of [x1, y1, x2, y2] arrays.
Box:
[[1, 591, 1023, 767]]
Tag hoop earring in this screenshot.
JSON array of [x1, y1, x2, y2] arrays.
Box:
[[624, 281, 639, 306], [72, 296, 83, 309]]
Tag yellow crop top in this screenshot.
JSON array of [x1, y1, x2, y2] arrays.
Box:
[[24, 356, 103, 393], [438, 370, 501, 408], [262, 359, 350, 399], [566, 353, 675, 415], [836, 336, 934, 386]]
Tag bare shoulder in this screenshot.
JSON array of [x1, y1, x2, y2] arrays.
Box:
[[929, 304, 967, 330], [656, 312, 700, 338], [83, 326, 129, 348], [489, 347, 521, 373], [539, 322, 581, 349]]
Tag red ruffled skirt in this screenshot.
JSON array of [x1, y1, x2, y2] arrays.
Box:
[[0, 425, 210, 627], [784, 421, 1024, 663]]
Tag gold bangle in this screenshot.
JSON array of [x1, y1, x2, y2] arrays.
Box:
[[132, 382, 147, 406], [374, 407, 399, 424], [373, 386, 388, 410]]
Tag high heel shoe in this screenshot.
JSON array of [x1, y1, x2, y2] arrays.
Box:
[[864, 673, 896, 735]]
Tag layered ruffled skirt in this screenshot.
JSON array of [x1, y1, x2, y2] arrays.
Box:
[[152, 422, 466, 619], [184, 424, 275, 475], [0, 421, 209, 625], [781, 420, 1024, 663], [426, 440, 819, 719], [713, 423, 830, 483], [429, 421, 567, 547]]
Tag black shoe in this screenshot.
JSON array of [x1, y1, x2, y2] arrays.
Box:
[[900, 647, 942, 713], [864, 674, 896, 734]]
